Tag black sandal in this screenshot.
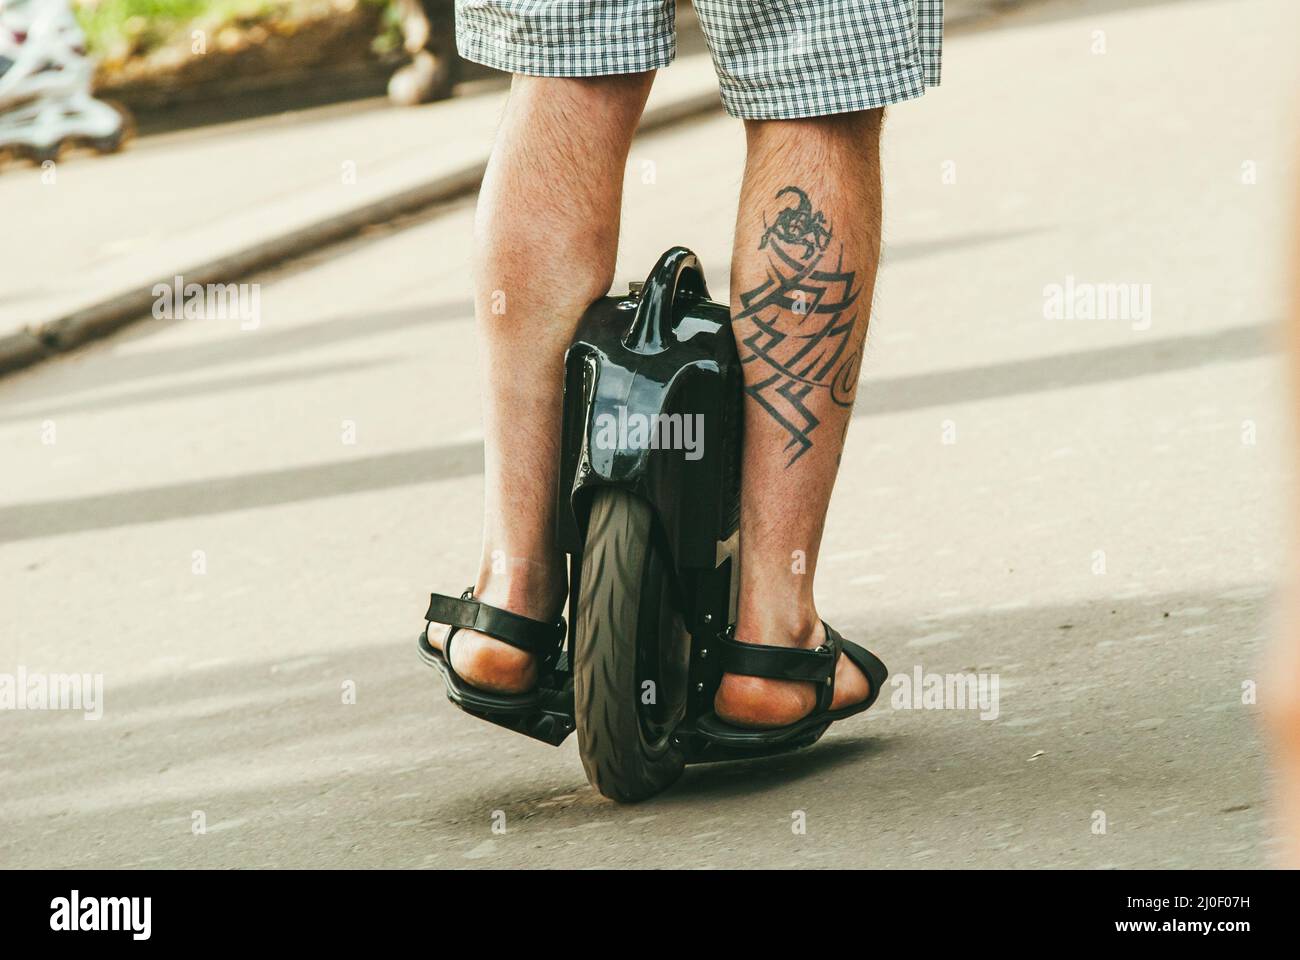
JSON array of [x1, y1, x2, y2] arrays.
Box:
[[694, 622, 888, 749], [417, 587, 575, 744]]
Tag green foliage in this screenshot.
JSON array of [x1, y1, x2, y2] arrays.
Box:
[[71, 0, 394, 60]]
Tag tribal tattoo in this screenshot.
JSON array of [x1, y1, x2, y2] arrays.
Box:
[[739, 186, 863, 467]]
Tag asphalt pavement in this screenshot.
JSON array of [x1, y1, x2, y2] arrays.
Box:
[[0, 0, 1295, 867]]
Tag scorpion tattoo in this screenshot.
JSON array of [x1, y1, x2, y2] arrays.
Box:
[[739, 185, 863, 467], [759, 186, 833, 259]]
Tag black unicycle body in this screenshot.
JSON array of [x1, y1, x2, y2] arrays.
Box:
[[433, 247, 836, 802], [556, 246, 748, 801]]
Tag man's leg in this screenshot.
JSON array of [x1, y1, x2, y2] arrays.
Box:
[[715, 110, 884, 726], [427, 72, 655, 692]]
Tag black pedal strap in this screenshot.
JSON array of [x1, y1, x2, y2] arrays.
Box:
[[718, 626, 838, 685], [425, 589, 564, 659]]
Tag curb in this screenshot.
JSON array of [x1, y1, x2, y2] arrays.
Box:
[[0, 87, 722, 379]]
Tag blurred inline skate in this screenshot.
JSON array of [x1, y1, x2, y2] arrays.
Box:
[[0, 0, 132, 168], [386, 0, 457, 107]]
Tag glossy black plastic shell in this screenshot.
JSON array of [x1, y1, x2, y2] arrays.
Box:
[[556, 247, 743, 569]]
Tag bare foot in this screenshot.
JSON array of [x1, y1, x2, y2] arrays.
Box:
[[425, 561, 566, 695], [713, 620, 872, 728]]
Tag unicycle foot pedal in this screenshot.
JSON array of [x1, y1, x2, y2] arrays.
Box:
[[675, 720, 831, 765], [456, 682, 576, 747], [418, 626, 577, 747]]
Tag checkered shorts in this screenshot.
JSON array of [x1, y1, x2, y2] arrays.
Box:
[[455, 0, 943, 120]]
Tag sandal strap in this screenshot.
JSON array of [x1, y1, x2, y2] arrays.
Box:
[[719, 623, 840, 710], [718, 624, 839, 682], [425, 588, 565, 662]]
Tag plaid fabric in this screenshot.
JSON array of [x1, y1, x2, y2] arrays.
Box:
[[455, 0, 943, 120]]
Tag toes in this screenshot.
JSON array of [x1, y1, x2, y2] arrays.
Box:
[[829, 656, 871, 711], [425, 624, 450, 653], [714, 655, 873, 726]]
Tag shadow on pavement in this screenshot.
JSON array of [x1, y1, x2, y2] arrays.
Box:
[[0, 442, 485, 544], [5, 229, 1033, 407], [6, 299, 474, 402], [0, 321, 1275, 544], [0, 585, 1269, 868], [0, 357, 397, 426], [853, 322, 1276, 419]]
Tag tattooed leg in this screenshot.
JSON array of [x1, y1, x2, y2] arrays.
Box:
[[715, 110, 885, 728], [425, 72, 654, 693]]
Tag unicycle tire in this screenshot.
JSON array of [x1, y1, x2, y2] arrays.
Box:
[[574, 489, 688, 802]]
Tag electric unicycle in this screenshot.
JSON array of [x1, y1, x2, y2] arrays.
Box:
[[421, 246, 864, 802]]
